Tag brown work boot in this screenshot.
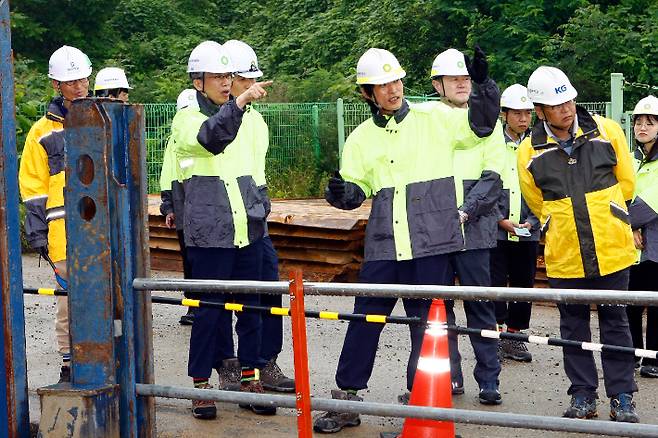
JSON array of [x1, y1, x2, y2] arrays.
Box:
[[191, 382, 217, 420], [261, 358, 295, 393], [239, 380, 277, 415], [313, 389, 362, 433], [217, 358, 241, 391]]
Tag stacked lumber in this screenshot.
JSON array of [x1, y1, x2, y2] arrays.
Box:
[[147, 195, 547, 285], [146, 196, 370, 281]]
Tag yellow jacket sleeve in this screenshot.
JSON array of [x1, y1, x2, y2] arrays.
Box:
[[517, 139, 544, 219], [599, 116, 635, 201], [19, 125, 50, 201]]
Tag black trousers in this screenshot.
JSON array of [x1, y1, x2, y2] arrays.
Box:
[[260, 236, 283, 362], [627, 260, 658, 367], [335, 254, 453, 392], [448, 249, 501, 386], [549, 268, 638, 398], [187, 240, 265, 378], [491, 240, 538, 330]]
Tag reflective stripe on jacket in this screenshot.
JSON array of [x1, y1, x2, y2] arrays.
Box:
[[497, 129, 540, 242], [172, 92, 267, 248], [336, 79, 501, 262], [629, 145, 658, 263], [18, 98, 68, 262], [518, 106, 635, 278]]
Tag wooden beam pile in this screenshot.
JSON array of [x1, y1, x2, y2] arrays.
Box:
[[147, 195, 546, 285], [147, 196, 370, 281]]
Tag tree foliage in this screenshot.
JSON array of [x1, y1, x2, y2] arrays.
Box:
[[10, 0, 658, 106]]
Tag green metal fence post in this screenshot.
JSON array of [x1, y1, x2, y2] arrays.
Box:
[[610, 73, 624, 125], [312, 104, 320, 160], [336, 98, 345, 165]]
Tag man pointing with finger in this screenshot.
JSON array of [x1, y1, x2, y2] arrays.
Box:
[[171, 40, 274, 420]]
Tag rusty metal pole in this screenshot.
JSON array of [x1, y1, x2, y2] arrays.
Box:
[[288, 269, 313, 438], [0, 2, 30, 436], [37, 99, 155, 437]]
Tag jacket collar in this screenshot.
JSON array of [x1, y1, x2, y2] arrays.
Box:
[[372, 99, 410, 128], [196, 90, 221, 117], [503, 126, 529, 146], [530, 105, 598, 150], [634, 142, 658, 164], [45, 97, 67, 123]]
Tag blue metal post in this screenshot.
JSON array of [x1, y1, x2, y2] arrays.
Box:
[[63, 99, 154, 437], [0, 2, 31, 436]]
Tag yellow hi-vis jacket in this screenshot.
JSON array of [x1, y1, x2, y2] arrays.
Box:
[[19, 97, 68, 262], [336, 88, 500, 262], [517, 106, 636, 279], [172, 93, 269, 249]]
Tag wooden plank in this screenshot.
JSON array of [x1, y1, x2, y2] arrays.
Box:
[[150, 248, 183, 261], [149, 228, 179, 239], [150, 255, 183, 272], [270, 236, 363, 252], [276, 247, 362, 265], [267, 224, 364, 241], [150, 237, 181, 251]]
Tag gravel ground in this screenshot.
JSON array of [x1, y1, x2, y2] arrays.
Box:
[[21, 253, 658, 437]]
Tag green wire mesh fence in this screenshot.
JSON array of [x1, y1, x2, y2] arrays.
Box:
[[29, 99, 616, 195]]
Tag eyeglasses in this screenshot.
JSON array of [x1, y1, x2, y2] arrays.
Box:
[[205, 73, 233, 81], [61, 78, 89, 87]]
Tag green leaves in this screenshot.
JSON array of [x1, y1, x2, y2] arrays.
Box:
[[9, 0, 658, 105]]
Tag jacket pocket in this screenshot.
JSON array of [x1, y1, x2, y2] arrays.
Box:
[[610, 201, 630, 224], [364, 188, 396, 260]]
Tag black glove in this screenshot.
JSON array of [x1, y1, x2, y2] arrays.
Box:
[[464, 45, 488, 84], [327, 171, 346, 198]]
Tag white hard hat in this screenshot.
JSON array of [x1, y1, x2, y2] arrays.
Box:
[[526, 66, 577, 106], [356, 48, 406, 85], [632, 95, 658, 117], [187, 41, 234, 74], [176, 89, 199, 111], [48, 45, 92, 82], [94, 67, 131, 91], [501, 84, 534, 110], [223, 40, 263, 79], [430, 48, 468, 78]]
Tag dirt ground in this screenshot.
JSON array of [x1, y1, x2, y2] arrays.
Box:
[[21, 253, 658, 437]]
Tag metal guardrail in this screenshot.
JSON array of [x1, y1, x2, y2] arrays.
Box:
[[133, 278, 658, 306], [130, 277, 658, 436], [135, 384, 658, 437], [24, 287, 658, 360]]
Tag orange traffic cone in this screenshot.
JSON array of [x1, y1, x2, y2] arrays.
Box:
[[401, 298, 455, 438]]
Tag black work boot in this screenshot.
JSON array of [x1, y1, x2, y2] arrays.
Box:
[[610, 393, 639, 423], [179, 308, 195, 325], [261, 357, 295, 392], [563, 394, 597, 419], [216, 358, 241, 391], [191, 382, 217, 420], [313, 389, 362, 433], [499, 338, 533, 362], [239, 380, 277, 415]]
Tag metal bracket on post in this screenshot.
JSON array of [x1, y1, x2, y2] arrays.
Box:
[[610, 73, 624, 126], [0, 3, 31, 436], [289, 270, 312, 438], [37, 99, 155, 438], [336, 98, 345, 166]]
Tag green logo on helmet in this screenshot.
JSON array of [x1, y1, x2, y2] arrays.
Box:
[[645, 103, 652, 110], [457, 61, 465, 68], [383, 63, 392, 72], [521, 96, 527, 102], [221, 56, 229, 65]]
